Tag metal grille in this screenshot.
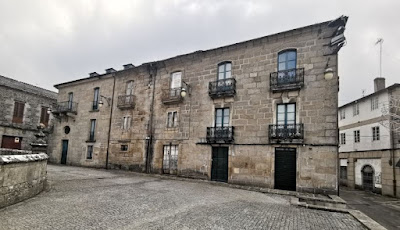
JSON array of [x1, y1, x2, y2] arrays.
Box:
[[270, 68, 304, 92], [208, 78, 236, 98], [206, 126, 234, 143], [269, 124, 304, 140]]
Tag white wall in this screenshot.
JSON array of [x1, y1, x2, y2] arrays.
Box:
[[339, 122, 391, 152], [339, 91, 388, 127], [354, 158, 382, 188]]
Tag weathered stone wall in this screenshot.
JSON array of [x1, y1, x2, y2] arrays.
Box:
[[48, 21, 341, 194], [0, 153, 48, 209], [0, 148, 32, 155], [0, 84, 56, 151], [339, 149, 400, 197]]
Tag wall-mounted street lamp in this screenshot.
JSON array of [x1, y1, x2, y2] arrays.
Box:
[[47, 108, 51, 114], [324, 68, 334, 80], [180, 81, 191, 98], [99, 95, 111, 107]]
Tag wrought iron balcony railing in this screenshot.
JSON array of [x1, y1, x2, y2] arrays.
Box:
[[209, 78, 236, 99], [270, 68, 304, 92], [161, 87, 183, 104], [117, 95, 136, 109], [269, 124, 304, 143], [52, 101, 78, 115], [206, 126, 234, 143]]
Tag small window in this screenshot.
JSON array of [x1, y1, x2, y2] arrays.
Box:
[[217, 62, 232, 80], [278, 50, 297, 71], [64, 126, 71, 134], [340, 133, 346, 145], [372, 126, 380, 141], [40, 107, 50, 126], [122, 116, 131, 130], [353, 104, 359, 116], [354, 130, 360, 143], [167, 111, 178, 128], [340, 109, 345, 120], [87, 145, 93, 159], [121, 145, 128, 151], [371, 97, 379, 110], [89, 119, 96, 141], [12, 101, 25, 123], [93, 88, 99, 110]]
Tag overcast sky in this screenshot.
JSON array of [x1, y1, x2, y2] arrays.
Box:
[[0, 0, 399, 105]]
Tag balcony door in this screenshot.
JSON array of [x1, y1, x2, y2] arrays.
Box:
[[68, 92, 73, 110], [170, 72, 182, 97], [277, 104, 295, 127], [215, 108, 230, 127], [277, 50, 297, 84], [217, 62, 232, 91]]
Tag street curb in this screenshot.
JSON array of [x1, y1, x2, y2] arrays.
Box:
[[348, 210, 387, 230]]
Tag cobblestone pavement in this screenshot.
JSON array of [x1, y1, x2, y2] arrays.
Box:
[[1, 165, 366, 230]]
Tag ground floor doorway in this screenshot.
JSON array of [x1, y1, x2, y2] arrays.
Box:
[[163, 145, 178, 174], [211, 147, 228, 182], [61, 140, 68, 165], [274, 147, 296, 191]]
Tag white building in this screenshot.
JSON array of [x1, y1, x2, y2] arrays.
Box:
[[338, 78, 400, 197]]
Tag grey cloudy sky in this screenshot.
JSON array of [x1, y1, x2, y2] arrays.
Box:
[[0, 0, 399, 105]]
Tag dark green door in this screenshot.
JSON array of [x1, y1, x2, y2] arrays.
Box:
[[211, 147, 228, 182], [275, 148, 296, 191], [61, 140, 68, 165]]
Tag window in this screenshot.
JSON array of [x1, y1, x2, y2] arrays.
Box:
[[40, 107, 50, 126], [68, 92, 74, 110], [167, 111, 178, 128], [372, 126, 380, 141], [126, 81, 134, 95], [215, 108, 230, 127], [340, 133, 346, 145], [12, 101, 25, 123], [354, 130, 360, 143], [340, 166, 347, 180], [121, 145, 128, 151], [122, 116, 131, 130], [353, 103, 359, 116], [217, 62, 232, 80], [93, 88, 99, 110], [170, 72, 182, 89], [371, 96, 379, 110], [277, 103, 296, 125], [89, 119, 96, 141], [278, 50, 297, 71], [87, 145, 93, 159], [340, 109, 345, 120]]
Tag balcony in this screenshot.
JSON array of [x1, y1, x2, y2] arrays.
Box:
[[162, 88, 183, 105], [269, 124, 304, 143], [208, 78, 236, 99], [206, 126, 234, 143], [270, 68, 304, 92], [52, 101, 78, 115], [117, 95, 136, 109]]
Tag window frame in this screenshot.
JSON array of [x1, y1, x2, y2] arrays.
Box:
[[40, 106, 50, 126], [340, 133, 346, 145], [276, 103, 296, 125], [68, 92, 74, 110], [354, 130, 360, 143], [352, 103, 359, 116], [166, 111, 178, 128], [217, 62, 232, 80], [93, 87, 100, 110], [371, 96, 379, 110], [12, 101, 25, 124], [126, 81, 134, 95], [170, 71, 182, 89], [277, 49, 297, 71], [89, 119, 96, 142], [121, 145, 128, 151], [122, 116, 131, 130], [340, 109, 346, 120], [372, 126, 380, 141], [215, 108, 230, 127], [87, 145, 93, 159]]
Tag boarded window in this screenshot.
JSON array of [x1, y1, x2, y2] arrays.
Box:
[[12, 101, 25, 123], [40, 107, 50, 126]]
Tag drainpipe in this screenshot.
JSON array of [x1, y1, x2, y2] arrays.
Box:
[[389, 91, 397, 197], [105, 73, 116, 169], [146, 63, 157, 173]]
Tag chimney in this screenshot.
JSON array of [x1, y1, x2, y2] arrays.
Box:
[[123, 64, 134, 70], [105, 68, 116, 74], [374, 77, 386, 92], [89, 72, 99, 77]]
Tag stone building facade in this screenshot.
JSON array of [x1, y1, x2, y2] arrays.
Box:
[[339, 79, 400, 197], [0, 75, 57, 151], [49, 17, 348, 194]]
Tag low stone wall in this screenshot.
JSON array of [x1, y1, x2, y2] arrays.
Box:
[[0, 148, 32, 155], [0, 153, 48, 209]]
